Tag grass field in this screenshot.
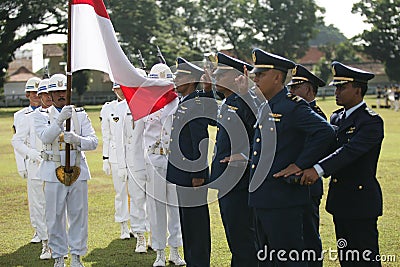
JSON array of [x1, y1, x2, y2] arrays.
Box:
[[0, 96, 398, 266]]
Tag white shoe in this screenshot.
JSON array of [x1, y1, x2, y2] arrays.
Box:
[[135, 233, 147, 253], [40, 240, 51, 260], [120, 221, 130, 240], [30, 232, 41, 243], [153, 249, 166, 267], [54, 257, 65, 267], [71, 254, 85, 267], [169, 247, 186, 266]]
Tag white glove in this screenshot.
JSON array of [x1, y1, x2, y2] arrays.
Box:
[[103, 159, 111, 175], [57, 105, 73, 125], [64, 131, 81, 145], [27, 149, 41, 161], [118, 168, 128, 180], [18, 170, 28, 179]]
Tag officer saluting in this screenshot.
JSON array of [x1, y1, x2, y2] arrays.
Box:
[[34, 74, 98, 267], [166, 57, 216, 267], [209, 52, 258, 266], [287, 64, 326, 267], [302, 62, 384, 267], [249, 48, 335, 266]]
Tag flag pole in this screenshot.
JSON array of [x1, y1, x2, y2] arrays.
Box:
[[55, 0, 79, 186], [65, 0, 72, 174]]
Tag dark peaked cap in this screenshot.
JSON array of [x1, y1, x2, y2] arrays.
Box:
[[329, 61, 375, 86], [288, 64, 326, 87], [250, 48, 295, 73], [213, 52, 253, 75], [175, 57, 204, 79]]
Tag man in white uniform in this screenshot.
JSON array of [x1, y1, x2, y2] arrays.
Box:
[[37, 78, 54, 109], [34, 74, 98, 267], [100, 83, 131, 239], [114, 82, 148, 253], [144, 63, 185, 266], [12, 77, 52, 260]]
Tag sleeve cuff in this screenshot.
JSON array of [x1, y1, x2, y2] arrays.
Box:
[[313, 164, 325, 177]]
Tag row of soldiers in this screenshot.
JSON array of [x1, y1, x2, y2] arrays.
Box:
[[12, 47, 384, 267], [12, 74, 98, 267], [376, 85, 400, 111]]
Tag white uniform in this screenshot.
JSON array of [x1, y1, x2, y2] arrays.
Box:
[[115, 100, 148, 234], [143, 98, 182, 250], [11, 106, 48, 241], [13, 107, 31, 177], [100, 100, 129, 223], [34, 105, 98, 258]]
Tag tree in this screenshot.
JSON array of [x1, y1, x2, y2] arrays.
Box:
[[309, 24, 347, 46], [352, 0, 400, 82], [314, 41, 362, 82], [108, 0, 204, 70], [72, 70, 90, 105], [200, 0, 254, 60], [250, 0, 324, 59], [0, 0, 67, 88], [201, 0, 324, 61]]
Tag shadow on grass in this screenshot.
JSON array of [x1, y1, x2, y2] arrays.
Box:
[[85, 238, 183, 266], [0, 242, 47, 267], [85, 238, 156, 266]]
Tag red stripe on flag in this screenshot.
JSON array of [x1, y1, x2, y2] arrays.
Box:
[[120, 85, 177, 120], [71, 0, 109, 19]]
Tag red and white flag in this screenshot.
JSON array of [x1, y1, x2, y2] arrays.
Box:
[[70, 0, 177, 120]]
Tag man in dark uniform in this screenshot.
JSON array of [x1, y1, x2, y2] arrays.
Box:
[[166, 57, 216, 267], [209, 52, 258, 266], [249, 48, 335, 266], [302, 61, 384, 267], [288, 64, 327, 267]]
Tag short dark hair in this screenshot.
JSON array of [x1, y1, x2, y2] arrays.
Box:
[[353, 82, 368, 96]]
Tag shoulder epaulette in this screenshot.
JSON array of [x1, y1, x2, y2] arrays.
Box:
[[25, 110, 34, 115], [39, 107, 49, 113], [333, 108, 344, 114], [227, 105, 239, 111], [365, 107, 378, 116], [75, 107, 85, 112], [104, 101, 110, 105], [286, 93, 302, 102]]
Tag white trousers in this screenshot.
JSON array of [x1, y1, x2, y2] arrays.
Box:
[[44, 181, 88, 258], [27, 178, 48, 240], [111, 163, 129, 223], [146, 162, 182, 249], [127, 168, 148, 233]]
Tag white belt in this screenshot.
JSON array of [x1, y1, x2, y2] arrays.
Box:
[[41, 151, 61, 162], [148, 147, 167, 155], [43, 143, 76, 151]]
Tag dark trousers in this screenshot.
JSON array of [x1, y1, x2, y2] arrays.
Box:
[[303, 197, 322, 267], [219, 188, 258, 267], [177, 187, 211, 267], [255, 206, 308, 267], [333, 217, 381, 267]]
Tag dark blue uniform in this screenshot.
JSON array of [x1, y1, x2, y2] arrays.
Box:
[[210, 92, 258, 266], [250, 88, 335, 266], [319, 104, 383, 267], [166, 90, 216, 267], [303, 100, 327, 267]]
